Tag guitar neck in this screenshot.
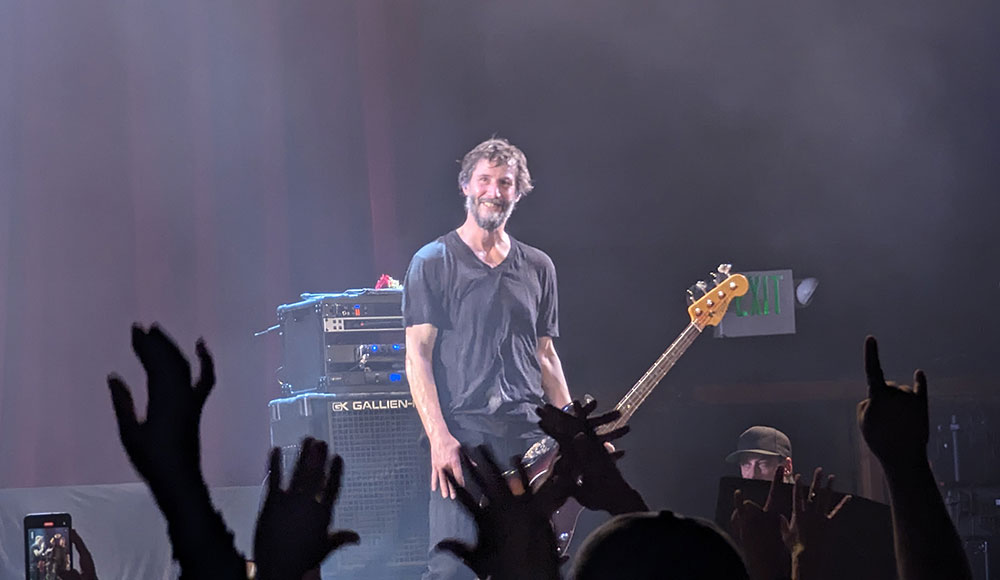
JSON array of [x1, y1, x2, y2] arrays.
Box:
[[597, 322, 703, 435]]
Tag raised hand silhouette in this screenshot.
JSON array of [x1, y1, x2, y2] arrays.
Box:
[[731, 466, 789, 580], [108, 324, 214, 484], [436, 445, 560, 580], [856, 335, 972, 580], [779, 468, 851, 580], [857, 335, 929, 469], [536, 400, 646, 515], [254, 437, 360, 580], [780, 468, 851, 553], [107, 323, 245, 579]]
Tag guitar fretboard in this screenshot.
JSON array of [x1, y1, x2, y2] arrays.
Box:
[[597, 322, 702, 435]]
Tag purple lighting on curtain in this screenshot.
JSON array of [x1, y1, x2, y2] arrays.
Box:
[[0, 0, 387, 489]]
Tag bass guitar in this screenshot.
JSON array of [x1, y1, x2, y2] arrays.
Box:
[[518, 264, 749, 556]]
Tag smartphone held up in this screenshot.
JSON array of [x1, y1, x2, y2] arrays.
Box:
[[24, 512, 72, 580]]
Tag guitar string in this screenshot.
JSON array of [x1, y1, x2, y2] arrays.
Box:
[[595, 280, 744, 434], [596, 322, 703, 436]]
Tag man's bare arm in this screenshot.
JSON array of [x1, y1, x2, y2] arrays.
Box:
[[405, 323, 463, 499], [537, 336, 571, 409]]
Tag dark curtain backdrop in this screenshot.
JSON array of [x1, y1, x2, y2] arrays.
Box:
[[2, 0, 999, 510], [0, 0, 419, 488]]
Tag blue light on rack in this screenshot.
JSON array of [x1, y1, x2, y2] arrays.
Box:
[[389, 373, 402, 382]]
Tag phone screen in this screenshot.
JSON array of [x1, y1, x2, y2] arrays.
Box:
[[25, 524, 71, 579]]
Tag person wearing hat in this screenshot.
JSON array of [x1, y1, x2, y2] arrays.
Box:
[[725, 425, 794, 483]]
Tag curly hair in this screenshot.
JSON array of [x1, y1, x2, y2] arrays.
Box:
[[457, 137, 534, 197]]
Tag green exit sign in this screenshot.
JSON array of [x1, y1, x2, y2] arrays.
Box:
[[715, 269, 796, 338]]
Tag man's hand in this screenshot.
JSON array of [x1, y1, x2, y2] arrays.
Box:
[[731, 466, 790, 580], [107, 324, 214, 484], [436, 446, 560, 580], [780, 468, 851, 551], [56, 530, 98, 580], [536, 401, 646, 515], [857, 335, 930, 469], [430, 431, 464, 499], [254, 437, 360, 580]]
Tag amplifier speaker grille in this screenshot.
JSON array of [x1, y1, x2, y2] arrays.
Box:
[[269, 392, 429, 580]]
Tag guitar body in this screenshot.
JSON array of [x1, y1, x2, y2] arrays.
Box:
[[550, 497, 585, 557], [506, 435, 587, 556]]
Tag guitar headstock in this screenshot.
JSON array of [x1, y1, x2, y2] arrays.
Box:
[[687, 264, 749, 329]]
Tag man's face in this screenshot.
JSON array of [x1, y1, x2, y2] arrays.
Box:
[[463, 158, 519, 231], [739, 453, 784, 481]]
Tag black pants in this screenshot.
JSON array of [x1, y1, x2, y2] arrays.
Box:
[[422, 428, 540, 580]]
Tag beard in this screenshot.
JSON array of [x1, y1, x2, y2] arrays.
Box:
[[465, 194, 516, 231]]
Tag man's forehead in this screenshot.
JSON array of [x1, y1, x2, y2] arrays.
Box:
[[473, 158, 517, 174]]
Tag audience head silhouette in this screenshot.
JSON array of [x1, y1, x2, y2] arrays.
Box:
[[572, 510, 749, 580]]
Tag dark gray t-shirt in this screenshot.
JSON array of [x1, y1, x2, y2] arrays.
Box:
[[402, 230, 559, 438]]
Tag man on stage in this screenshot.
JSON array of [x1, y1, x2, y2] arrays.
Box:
[[403, 137, 573, 579]]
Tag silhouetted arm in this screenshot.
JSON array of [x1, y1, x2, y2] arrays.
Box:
[[108, 324, 245, 579], [858, 336, 972, 580]]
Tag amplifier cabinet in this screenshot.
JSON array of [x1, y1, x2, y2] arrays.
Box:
[[277, 289, 405, 394], [268, 392, 429, 579]]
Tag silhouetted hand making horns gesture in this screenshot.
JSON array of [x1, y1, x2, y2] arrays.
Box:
[[857, 335, 930, 469], [254, 438, 360, 580], [856, 335, 973, 580]]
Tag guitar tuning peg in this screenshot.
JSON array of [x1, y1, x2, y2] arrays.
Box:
[[717, 263, 732, 276], [710, 271, 720, 284], [688, 281, 709, 304]]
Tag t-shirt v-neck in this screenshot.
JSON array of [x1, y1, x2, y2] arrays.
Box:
[[447, 229, 518, 271]]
